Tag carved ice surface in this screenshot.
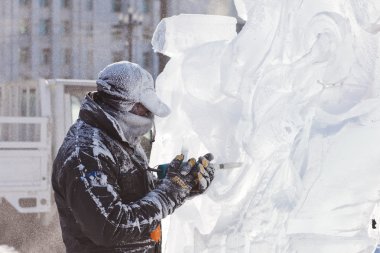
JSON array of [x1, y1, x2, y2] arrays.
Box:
[[152, 14, 237, 58], [150, 0, 380, 252]]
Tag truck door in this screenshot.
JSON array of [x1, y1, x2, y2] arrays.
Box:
[[0, 81, 51, 213]]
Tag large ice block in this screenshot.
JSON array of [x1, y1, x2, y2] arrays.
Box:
[[151, 14, 237, 57], [233, 0, 254, 20], [150, 0, 380, 252]]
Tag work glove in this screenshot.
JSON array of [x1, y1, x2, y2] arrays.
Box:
[[165, 154, 198, 199], [190, 153, 215, 196]]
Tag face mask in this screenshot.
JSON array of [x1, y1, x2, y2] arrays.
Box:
[[94, 92, 154, 146], [106, 109, 154, 146]]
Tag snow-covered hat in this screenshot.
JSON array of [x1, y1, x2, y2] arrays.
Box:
[[96, 61, 171, 117]]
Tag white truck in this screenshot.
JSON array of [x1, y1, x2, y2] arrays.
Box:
[[0, 79, 96, 214]]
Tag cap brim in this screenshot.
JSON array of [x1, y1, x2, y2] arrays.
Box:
[[140, 89, 171, 117]]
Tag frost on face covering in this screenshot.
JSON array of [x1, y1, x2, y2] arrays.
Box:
[[149, 1, 380, 252]]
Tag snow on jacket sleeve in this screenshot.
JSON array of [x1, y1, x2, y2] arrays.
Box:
[[63, 147, 189, 247]]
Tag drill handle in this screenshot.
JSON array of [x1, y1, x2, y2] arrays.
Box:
[[156, 163, 170, 179]]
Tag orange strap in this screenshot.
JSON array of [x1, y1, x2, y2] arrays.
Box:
[[150, 224, 161, 242]]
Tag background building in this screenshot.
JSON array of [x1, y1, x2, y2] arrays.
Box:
[[0, 0, 236, 84], [0, 0, 161, 83]]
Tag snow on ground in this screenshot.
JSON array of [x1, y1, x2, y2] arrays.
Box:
[[150, 0, 380, 252], [0, 245, 18, 253]]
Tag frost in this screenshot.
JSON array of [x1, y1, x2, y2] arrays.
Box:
[[97, 62, 150, 104], [63, 146, 79, 166], [78, 164, 84, 171], [106, 184, 118, 200], [92, 129, 116, 163], [96, 61, 170, 117], [80, 174, 108, 217], [100, 174, 107, 185]]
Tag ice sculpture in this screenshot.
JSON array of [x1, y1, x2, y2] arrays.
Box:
[[150, 1, 380, 252]]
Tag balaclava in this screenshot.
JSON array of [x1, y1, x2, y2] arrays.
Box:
[[96, 61, 170, 145]]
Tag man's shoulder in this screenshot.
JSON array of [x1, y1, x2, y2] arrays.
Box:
[[65, 120, 114, 149], [55, 121, 115, 167], [52, 120, 121, 188]]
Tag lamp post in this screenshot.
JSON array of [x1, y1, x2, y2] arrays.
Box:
[[115, 6, 143, 61]]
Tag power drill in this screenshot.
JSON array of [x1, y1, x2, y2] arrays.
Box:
[[154, 153, 242, 179]]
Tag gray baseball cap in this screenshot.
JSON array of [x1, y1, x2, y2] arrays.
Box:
[[96, 61, 170, 117]]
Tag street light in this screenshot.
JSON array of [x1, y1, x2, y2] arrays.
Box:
[[114, 6, 144, 61]]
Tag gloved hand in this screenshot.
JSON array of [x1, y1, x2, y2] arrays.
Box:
[[165, 154, 198, 197], [145, 155, 200, 219], [190, 153, 215, 196]]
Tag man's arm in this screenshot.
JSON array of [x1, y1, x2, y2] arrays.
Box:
[[63, 151, 191, 247]]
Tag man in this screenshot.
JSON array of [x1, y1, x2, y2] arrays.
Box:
[[52, 61, 215, 253]]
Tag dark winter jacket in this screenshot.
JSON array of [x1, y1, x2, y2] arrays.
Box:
[[52, 93, 187, 253]]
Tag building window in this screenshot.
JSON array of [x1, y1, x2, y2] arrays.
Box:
[[143, 28, 152, 43], [142, 0, 150, 13], [39, 0, 50, 8], [87, 50, 94, 65], [21, 88, 36, 115], [112, 51, 124, 62], [64, 48, 72, 65], [111, 26, 123, 41], [39, 19, 51, 36], [61, 0, 71, 9], [63, 20, 72, 36], [20, 73, 31, 80], [143, 51, 152, 70], [112, 0, 122, 12], [86, 24, 93, 37], [86, 0, 93, 11], [19, 0, 31, 7], [19, 19, 31, 35], [87, 50, 94, 78], [19, 47, 30, 64], [41, 48, 51, 65]]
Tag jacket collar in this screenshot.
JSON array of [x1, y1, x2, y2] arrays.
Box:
[[79, 92, 130, 145]]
